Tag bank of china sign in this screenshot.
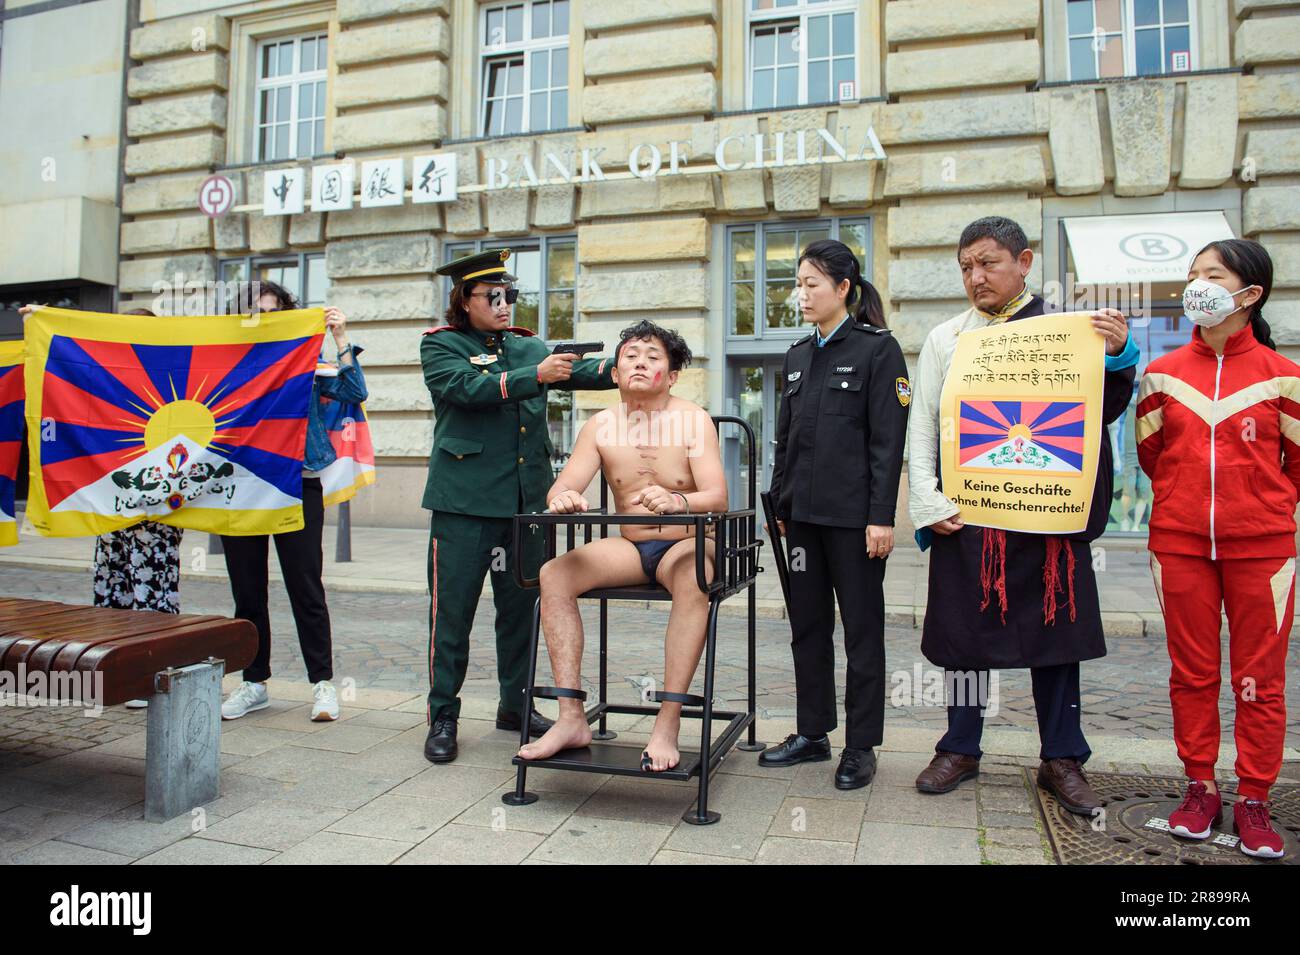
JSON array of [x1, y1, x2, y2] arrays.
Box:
[[257, 125, 887, 216]]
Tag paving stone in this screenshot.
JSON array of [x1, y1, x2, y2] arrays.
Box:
[[786, 761, 875, 802], [855, 821, 981, 865], [769, 796, 865, 842], [328, 793, 462, 843], [979, 809, 1039, 829], [756, 836, 855, 864], [280, 771, 401, 810], [653, 849, 750, 865], [978, 784, 1035, 814], [196, 799, 347, 851], [134, 838, 276, 865], [984, 826, 1044, 849], [220, 725, 309, 756], [60, 805, 207, 858], [392, 764, 516, 801], [702, 771, 790, 814], [532, 816, 673, 865], [269, 830, 409, 865], [983, 843, 1050, 865], [395, 823, 543, 865], [225, 744, 353, 783], [10, 840, 135, 865], [573, 776, 698, 826], [286, 723, 403, 754], [455, 786, 588, 836], [864, 784, 979, 829], [663, 808, 771, 860]]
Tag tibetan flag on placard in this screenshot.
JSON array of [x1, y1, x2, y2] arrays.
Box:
[[0, 340, 24, 547], [316, 363, 376, 507], [957, 399, 1086, 476], [24, 306, 325, 537]]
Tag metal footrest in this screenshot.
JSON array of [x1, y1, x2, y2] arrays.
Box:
[[512, 740, 700, 781]]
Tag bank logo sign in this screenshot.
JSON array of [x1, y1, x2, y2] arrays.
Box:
[[257, 125, 885, 216]]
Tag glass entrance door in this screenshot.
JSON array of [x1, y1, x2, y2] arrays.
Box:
[[727, 359, 785, 509]]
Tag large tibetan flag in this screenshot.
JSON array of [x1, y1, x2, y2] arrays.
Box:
[[939, 311, 1103, 534], [957, 400, 1086, 475], [0, 340, 23, 546], [316, 363, 376, 507], [24, 306, 325, 537]]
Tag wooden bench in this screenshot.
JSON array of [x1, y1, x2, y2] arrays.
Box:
[[0, 598, 257, 821]]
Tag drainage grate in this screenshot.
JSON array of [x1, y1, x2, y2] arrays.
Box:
[[1030, 771, 1299, 865]]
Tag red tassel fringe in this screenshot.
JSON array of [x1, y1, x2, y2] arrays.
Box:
[[1043, 537, 1077, 625], [979, 527, 1008, 624]]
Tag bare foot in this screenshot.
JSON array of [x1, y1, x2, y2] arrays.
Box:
[[642, 714, 681, 772], [518, 716, 592, 760]]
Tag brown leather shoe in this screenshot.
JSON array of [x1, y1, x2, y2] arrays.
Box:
[[915, 752, 980, 794], [1037, 758, 1102, 815]]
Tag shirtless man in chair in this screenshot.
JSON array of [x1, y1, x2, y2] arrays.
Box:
[[518, 320, 727, 772]]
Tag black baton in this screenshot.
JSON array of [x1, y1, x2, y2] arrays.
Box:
[[760, 491, 792, 607]]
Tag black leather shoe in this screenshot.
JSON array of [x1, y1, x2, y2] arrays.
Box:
[[834, 747, 876, 790], [423, 711, 458, 763], [495, 706, 554, 739], [758, 733, 832, 767]]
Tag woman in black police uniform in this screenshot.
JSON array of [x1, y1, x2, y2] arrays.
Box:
[[760, 239, 910, 790]]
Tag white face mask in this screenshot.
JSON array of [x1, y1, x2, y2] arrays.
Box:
[[1183, 278, 1255, 328]]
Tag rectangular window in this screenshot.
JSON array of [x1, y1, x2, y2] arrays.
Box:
[[480, 0, 570, 136], [254, 33, 328, 161], [727, 218, 872, 339], [218, 253, 326, 312], [748, 0, 857, 109], [1065, 0, 1195, 80], [443, 237, 578, 458]]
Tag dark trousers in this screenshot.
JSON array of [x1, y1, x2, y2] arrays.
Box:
[[221, 476, 333, 684], [425, 510, 543, 722], [936, 662, 1090, 762], [785, 520, 887, 750]]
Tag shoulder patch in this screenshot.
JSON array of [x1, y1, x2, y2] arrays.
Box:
[[895, 377, 911, 407], [505, 325, 536, 337]]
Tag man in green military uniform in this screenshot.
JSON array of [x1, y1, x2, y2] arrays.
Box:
[[421, 248, 617, 763]]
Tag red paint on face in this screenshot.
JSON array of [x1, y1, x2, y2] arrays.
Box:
[[653, 371, 663, 384]]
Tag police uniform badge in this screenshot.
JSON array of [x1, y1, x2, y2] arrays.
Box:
[[787, 371, 801, 382], [895, 377, 911, 407], [469, 354, 499, 366]]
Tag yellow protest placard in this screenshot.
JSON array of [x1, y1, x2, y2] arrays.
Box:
[[939, 311, 1104, 534]]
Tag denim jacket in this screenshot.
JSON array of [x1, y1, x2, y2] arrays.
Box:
[[304, 343, 368, 472]]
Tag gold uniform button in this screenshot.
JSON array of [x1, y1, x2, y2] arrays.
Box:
[[456, 454, 463, 460], [520, 426, 526, 433], [517, 456, 525, 464]]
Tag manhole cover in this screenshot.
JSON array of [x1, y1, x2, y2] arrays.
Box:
[[1030, 771, 1299, 865]]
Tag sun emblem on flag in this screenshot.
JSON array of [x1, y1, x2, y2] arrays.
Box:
[[957, 399, 1085, 475]]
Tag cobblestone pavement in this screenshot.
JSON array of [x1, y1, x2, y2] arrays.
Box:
[[1, 565, 1297, 865]]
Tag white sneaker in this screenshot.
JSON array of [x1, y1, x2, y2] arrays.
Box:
[[221, 681, 269, 720], [124, 699, 149, 709], [311, 680, 339, 722]]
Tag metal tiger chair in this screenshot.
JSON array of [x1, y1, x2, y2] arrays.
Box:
[[503, 415, 765, 825]]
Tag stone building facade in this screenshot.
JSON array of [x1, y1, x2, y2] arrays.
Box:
[[116, 0, 1300, 533]]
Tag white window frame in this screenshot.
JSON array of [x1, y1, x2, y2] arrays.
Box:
[[478, 0, 570, 137], [1064, 0, 1199, 81], [253, 32, 329, 162], [745, 0, 858, 110]]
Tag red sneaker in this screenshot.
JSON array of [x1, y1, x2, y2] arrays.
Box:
[[1168, 781, 1222, 840], [1234, 799, 1284, 859]]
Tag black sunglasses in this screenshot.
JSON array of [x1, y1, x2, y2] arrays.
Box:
[[468, 287, 519, 305]]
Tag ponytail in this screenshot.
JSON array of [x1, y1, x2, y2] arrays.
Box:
[[798, 238, 887, 329], [1251, 312, 1276, 351], [849, 259, 886, 329]]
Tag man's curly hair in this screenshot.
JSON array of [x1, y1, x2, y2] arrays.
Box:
[[614, 320, 693, 372]]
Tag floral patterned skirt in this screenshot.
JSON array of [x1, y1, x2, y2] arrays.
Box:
[[92, 522, 184, 613]]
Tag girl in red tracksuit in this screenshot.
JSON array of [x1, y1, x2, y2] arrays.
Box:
[[1137, 238, 1296, 859]]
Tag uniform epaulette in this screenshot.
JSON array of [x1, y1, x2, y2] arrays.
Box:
[[854, 323, 890, 334], [422, 325, 460, 336], [505, 326, 536, 337], [792, 333, 814, 347]]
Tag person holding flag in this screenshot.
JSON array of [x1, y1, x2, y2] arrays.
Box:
[[420, 249, 617, 764], [906, 217, 1136, 815], [218, 281, 367, 724]]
